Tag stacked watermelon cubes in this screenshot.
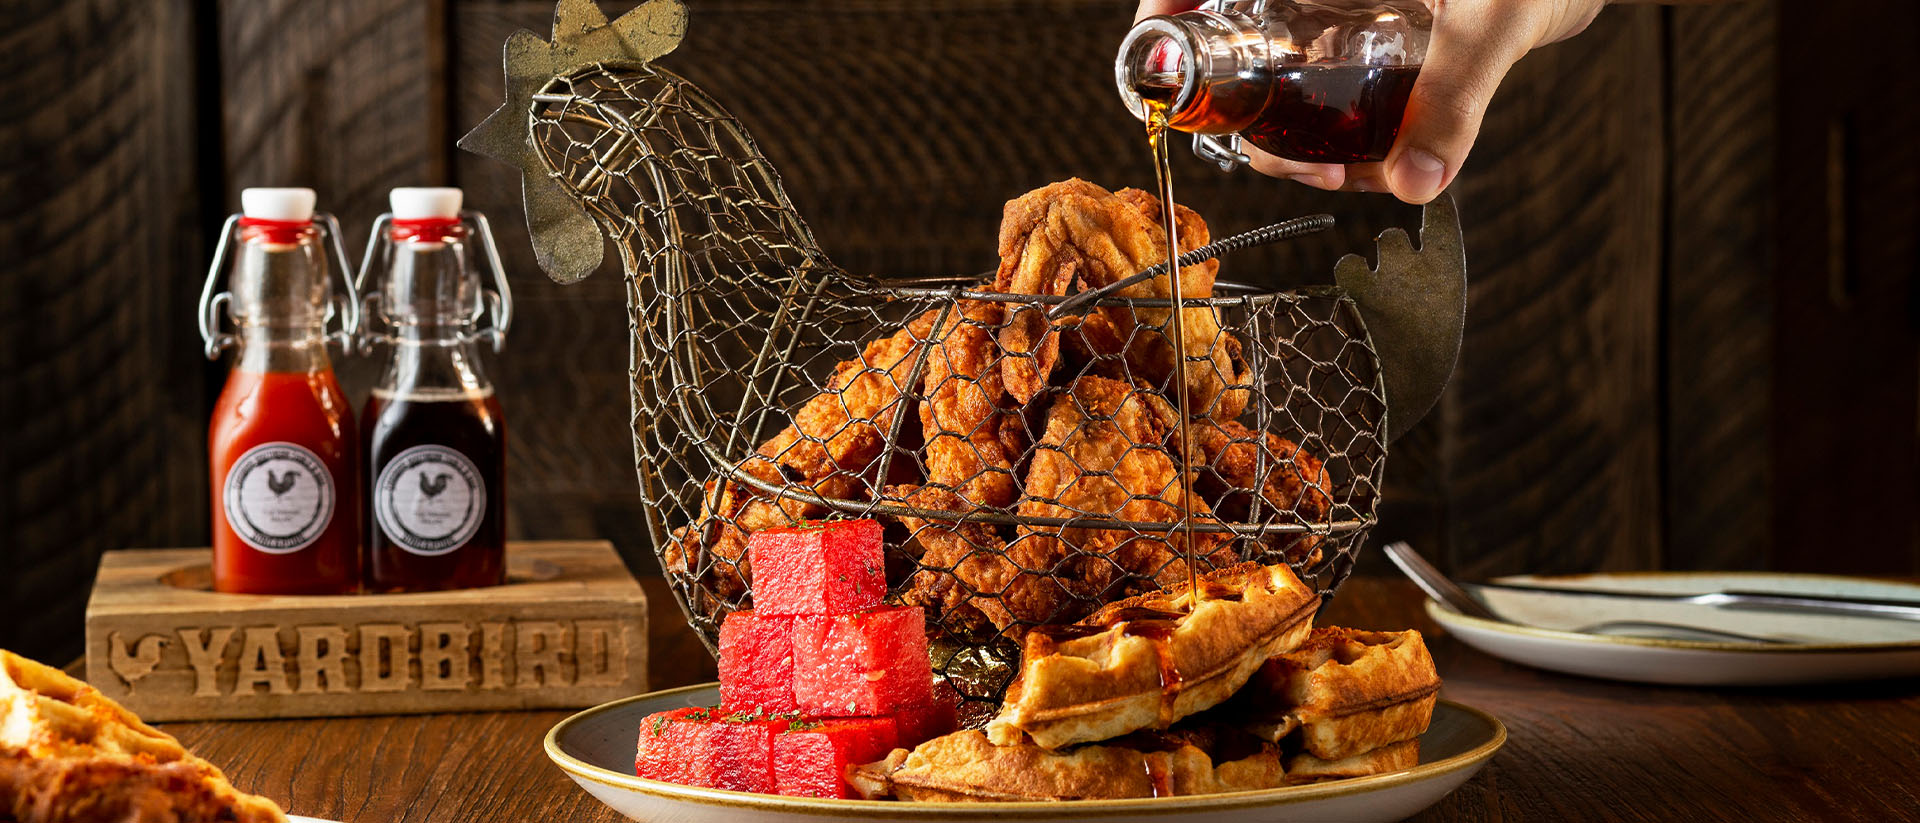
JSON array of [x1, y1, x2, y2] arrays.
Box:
[[635, 519, 959, 797]]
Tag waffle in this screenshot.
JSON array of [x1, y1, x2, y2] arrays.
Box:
[[1285, 738, 1421, 783], [986, 562, 1320, 750], [1229, 627, 1440, 761], [0, 650, 286, 823], [858, 728, 1289, 801]]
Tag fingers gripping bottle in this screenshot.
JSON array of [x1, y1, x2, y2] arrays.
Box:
[[201, 188, 362, 594], [1116, 0, 1431, 167], [356, 188, 513, 592]]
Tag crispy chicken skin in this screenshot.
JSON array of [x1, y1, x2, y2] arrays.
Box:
[[667, 310, 939, 599], [991, 179, 1247, 420], [899, 376, 1240, 636], [1015, 376, 1236, 609], [1186, 419, 1332, 565], [891, 484, 1016, 637], [920, 300, 1024, 510]]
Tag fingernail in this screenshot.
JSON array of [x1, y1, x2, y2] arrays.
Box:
[[1392, 149, 1446, 202], [1286, 173, 1330, 190]]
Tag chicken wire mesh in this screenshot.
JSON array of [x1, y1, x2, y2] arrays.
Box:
[[523, 61, 1385, 709]]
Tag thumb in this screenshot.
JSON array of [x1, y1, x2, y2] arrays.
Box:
[[1136, 1, 1203, 23], [1384, 10, 1535, 204]]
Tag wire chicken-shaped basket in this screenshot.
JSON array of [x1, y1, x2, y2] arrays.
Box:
[[463, 0, 1464, 710]]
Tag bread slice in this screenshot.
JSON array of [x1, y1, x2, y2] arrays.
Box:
[[0, 650, 286, 823], [987, 562, 1320, 750]]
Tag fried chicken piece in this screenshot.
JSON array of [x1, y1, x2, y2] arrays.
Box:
[[899, 377, 1240, 636], [921, 300, 1024, 510], [891, 484, 1015, 639], [1110, 187, 1252, 421], [991, 179, 1248, 420], [1186, 419, 1332, 565], [1014, 376, 1237, 618], [667, 310, 939, 599], [892, 480, 1114, 639]]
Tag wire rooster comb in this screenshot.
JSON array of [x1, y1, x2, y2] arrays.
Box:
[[459, 0, 688, 283]]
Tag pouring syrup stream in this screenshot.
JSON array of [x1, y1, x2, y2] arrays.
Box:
[[1143, 96, 1200, 605]]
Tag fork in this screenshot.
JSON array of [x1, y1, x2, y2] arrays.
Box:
[[1383, 542, 1789, 645]]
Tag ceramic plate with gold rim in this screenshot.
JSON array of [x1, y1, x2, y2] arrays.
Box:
[[545, 683, 1504, 823], [1429, 572, 1920, 686]]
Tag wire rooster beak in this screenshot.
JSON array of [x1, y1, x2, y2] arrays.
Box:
[[458, 0, 688, 284]]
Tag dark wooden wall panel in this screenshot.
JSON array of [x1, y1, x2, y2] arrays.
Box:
[[1770, 1, 1920, 575], [217, 0, 448, 234], [1440, 8, 1666, 578], [1662, 3, 1776, 571], [0, 0, 206, 659]]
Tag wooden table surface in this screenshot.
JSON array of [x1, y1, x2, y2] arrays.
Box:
[[156, 576, 1920, 822]]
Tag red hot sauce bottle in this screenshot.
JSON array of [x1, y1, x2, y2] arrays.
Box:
[[203, 188, 362, 594], [357, 188, 514, 592]]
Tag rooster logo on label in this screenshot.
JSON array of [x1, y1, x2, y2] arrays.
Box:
[[224, 443, 334, 554], [375, 445, 485, 556]]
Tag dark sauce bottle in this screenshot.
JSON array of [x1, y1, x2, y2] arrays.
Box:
[[357, 187, 514, 592], [1118, 1, 1430, 164]]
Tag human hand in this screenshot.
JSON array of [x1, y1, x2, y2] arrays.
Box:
[[1134, 0, 1610, 203]]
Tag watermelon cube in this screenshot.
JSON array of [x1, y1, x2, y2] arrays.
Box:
[[709, 712, 789, 793], [718, 611, 798, 712], [635, 707, 718, 785], [773, 716, 901, 798], [791, 606, 933, 716], [890, 680, 962, 748], [748, 520, 886, 616]]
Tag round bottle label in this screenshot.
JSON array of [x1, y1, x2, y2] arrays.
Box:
[[224, 442, 335, 555], [374, 445, 486, 557]]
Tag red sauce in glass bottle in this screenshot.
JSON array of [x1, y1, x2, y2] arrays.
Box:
[[205, 188, 361, 594]]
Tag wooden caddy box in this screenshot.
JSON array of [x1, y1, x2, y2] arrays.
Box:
[[84, 541, 647, 722]]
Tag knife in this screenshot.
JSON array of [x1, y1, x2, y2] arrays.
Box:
[[1467, 581, 1920, 623]]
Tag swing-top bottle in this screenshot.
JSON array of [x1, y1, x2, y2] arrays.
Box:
[[202, 187, 362, 594], [358, 187, 514, 592]]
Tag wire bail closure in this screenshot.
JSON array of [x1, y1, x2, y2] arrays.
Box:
[[352, 211, 515, 353], [1194, 133, 1252, 172], [197, 212, 362, 360]]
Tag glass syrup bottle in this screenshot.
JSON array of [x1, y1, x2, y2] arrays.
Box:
[[356, 188, 513, 592], [1117, 0, 1431, 165], [200, 187, 362, 594]]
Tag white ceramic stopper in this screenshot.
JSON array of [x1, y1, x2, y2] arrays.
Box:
[[391, 187, 464, 220], [240, 187, 317, 222]]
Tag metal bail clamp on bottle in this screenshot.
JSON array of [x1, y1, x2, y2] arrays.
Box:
[[199, 188, 363, 594], [1116, 0, 1431, 171], [356, 188, 513, 592]]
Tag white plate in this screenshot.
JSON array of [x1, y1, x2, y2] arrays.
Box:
[[1429, 572, 1920, 686], [545, 683, 1504, 823]]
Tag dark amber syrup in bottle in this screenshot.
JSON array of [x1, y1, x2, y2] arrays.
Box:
[[1238, 65, 1420, 164], [363, 386, 506, 591]]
